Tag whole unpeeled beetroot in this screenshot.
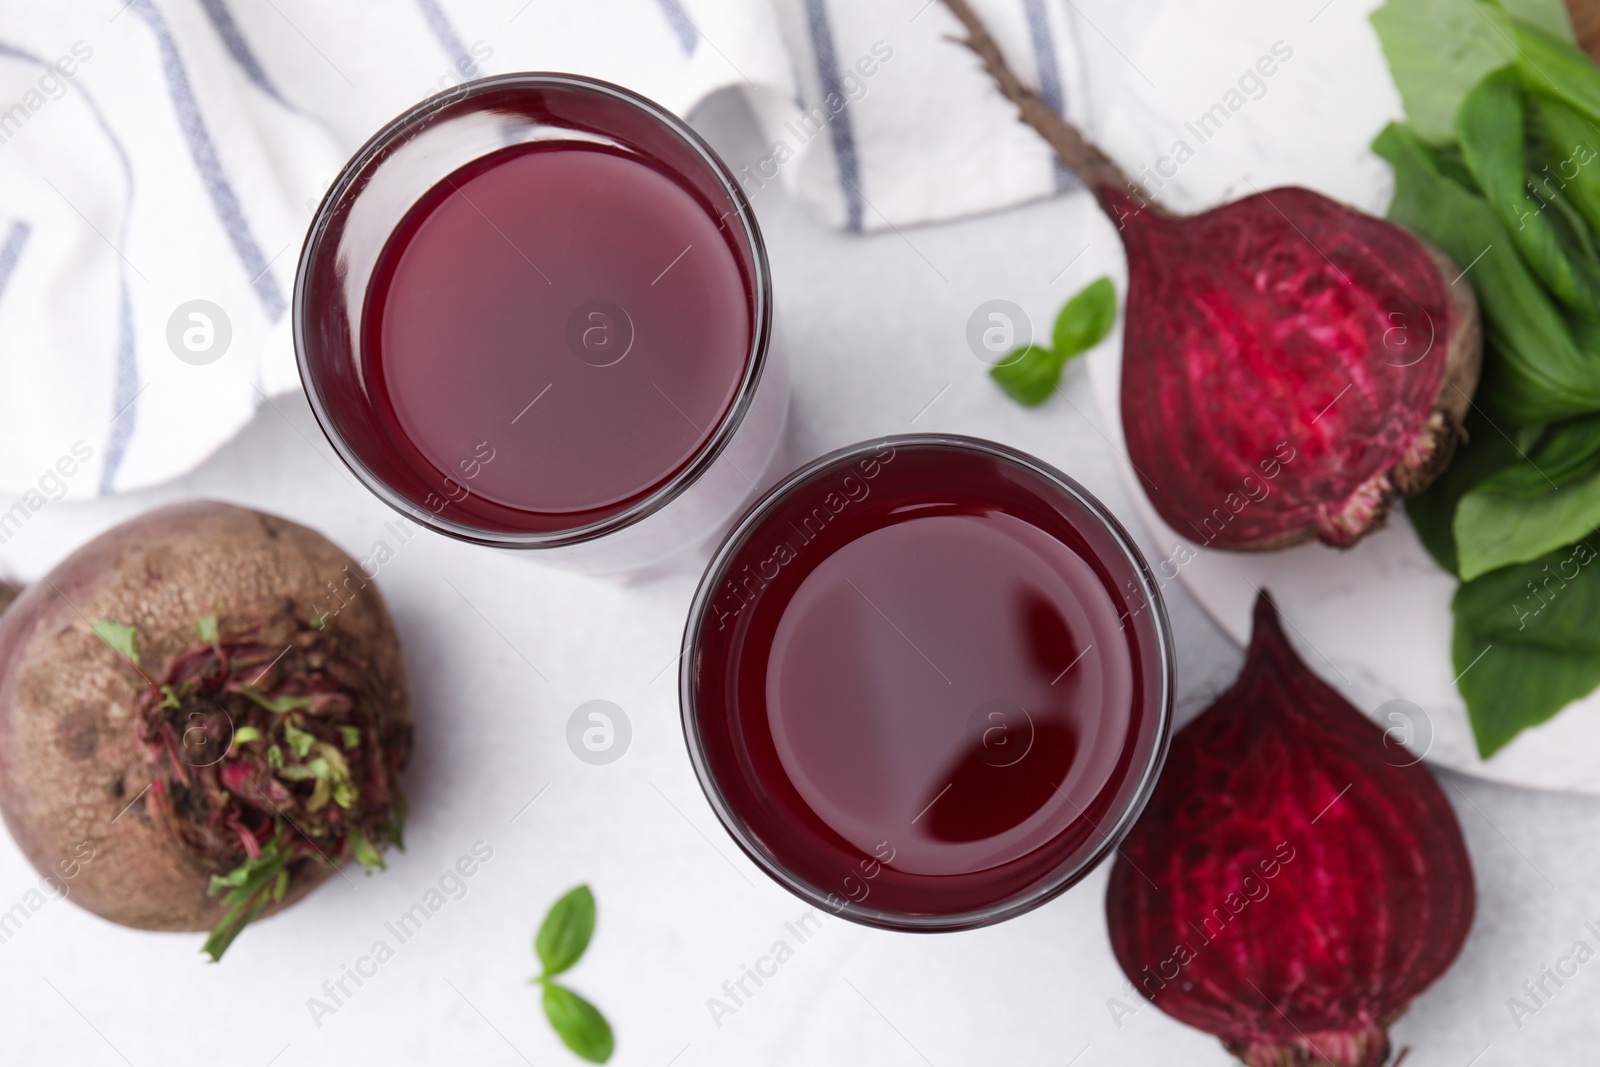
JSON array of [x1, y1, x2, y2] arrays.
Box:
[[1106, 592, 1475, 1066], [940, 0, 1482, 549], [0, 502, 411, 954]]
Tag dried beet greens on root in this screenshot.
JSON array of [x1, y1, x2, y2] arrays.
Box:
[[134, 616, 410, 959], [939, 0, 1481, 550], [0, 502, 412, 960]]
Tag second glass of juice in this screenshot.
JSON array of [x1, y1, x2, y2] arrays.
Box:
[[682, 435, 1172, 928], [296, 74, 785, 575]]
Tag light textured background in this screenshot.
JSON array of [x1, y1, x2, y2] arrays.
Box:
[[0, 1, 1596, 1064]]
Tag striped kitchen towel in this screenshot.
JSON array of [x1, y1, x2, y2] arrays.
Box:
[[0, 0, 1087, 498]]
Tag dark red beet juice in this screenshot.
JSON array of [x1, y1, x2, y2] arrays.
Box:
[[362, 143, 750, 529], [683, 437, 1171, 928], [295, 76, 773, 558]]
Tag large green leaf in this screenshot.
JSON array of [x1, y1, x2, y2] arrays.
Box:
[[1453, 537, 1600, 754], [1458, 67, 1600, 317], [1374, 121, 1600, 423], [1528, 92, 1600, 239], [1454, 414, 1600, 576], [1370, 0, 1572, 142]]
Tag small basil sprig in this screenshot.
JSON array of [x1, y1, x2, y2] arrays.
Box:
[[990, 276, 1118, 406], [531, 885, 613, 1063]]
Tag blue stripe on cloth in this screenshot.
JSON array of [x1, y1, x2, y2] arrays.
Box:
[[415, 0, 479, 79], [655, 0, 700, 56], [102, 281, 139, 495], [0, 41, 141, 493], [197, 0, 288, 106], [801, 0, 864, 231], [1022, 0, 1077, 192], [131, 0, 288, 322], [0, 221, 31, 303]]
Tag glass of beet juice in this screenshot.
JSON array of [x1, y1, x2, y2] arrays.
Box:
[[681, 436, 1172, 929], [295, 74, 785, 574]]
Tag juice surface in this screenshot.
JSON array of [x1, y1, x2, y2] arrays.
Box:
[[690, 441, 1166, 920], [361, 142, 752, 529]]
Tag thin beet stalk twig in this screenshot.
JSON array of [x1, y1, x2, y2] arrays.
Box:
[[938, 0, 1164, 216]]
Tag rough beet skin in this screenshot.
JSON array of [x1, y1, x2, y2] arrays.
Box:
[[939, 0, 1482, 550], [0, 502, 411, 956], [1106, 593, 1475, 1067]]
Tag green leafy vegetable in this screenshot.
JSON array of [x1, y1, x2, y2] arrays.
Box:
[[1373, 121, 1600, 425], [195, 613, 220, 648], [990, 345, 1062, 407], [536, 885, 597, 979], [530, 884, 612, 1062], [1370, 0, 1572, 142], [1453, 414, 1600, 577], [91, 620, 139, 666], [203, 838, 292, 962], [1052, 276, 1118, 355], [542, 984, 614, 1063], [989, 276, 1117, 406], [1456, 466, 1600, 577], [348, 828, 385, 871], [1374, 0, 1600, 756], [1530, 93, 1600, 237], [283, 722, 316, 759], [232, 726, 262, 745], [1458, 67, 1600, 317], [239, 689, 313, 714], [1406, 410, 1522, 574], [1452, 536, 1600, 755], [1510, 17, 1600, 121]]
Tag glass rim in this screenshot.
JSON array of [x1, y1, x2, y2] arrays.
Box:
[[678, 433, 1175, 932], [293, 71, 775, 550]]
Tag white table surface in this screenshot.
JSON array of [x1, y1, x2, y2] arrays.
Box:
[[3, 2, 1597, 1064]]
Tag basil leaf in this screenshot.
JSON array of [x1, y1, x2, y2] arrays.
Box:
[[91, 620, 139, 666], [1374, 121, 1600, 424], [1052, 276, 1117, 356], [989, 277, 1117, 408], [536, 885, 596, 979], [1406, 409, 1522, 574], [1452, 536, 1600, 755], [1458, 67, 1600, 318], [990, 345, 1065, 407], [542, 983, 614, 1063]]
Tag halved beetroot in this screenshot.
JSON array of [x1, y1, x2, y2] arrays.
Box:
[[1112, 187, 1480, 549], [939, 0, 1482, 550]]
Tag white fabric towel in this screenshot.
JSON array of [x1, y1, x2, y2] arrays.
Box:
[[0, 0, 1087, 499]]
